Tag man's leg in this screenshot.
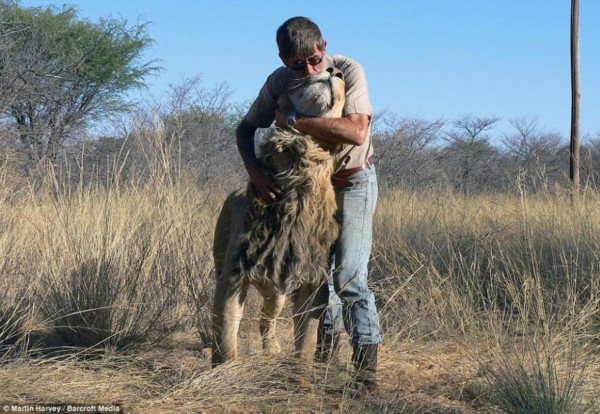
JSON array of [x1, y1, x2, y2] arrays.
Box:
[[332, 167, 381, 390]]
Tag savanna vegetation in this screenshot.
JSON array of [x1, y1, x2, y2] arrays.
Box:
[[0, 2, 599, 413]]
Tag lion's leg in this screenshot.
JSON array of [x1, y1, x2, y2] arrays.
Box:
[[211, 189, 248, 367], [292, 283, 329, 363], [255, 283, 286, 355], [213, 189, 246, 276], [212, 273, 248, 366]]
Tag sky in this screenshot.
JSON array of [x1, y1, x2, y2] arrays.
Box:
[[19, 0, 600, 140]]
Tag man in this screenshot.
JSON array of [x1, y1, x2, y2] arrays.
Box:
[[236, 16, 382, 392]]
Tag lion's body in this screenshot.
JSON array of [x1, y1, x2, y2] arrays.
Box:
[[212, 71, 345, 365]]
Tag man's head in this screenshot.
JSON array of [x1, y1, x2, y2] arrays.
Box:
[[277, 17, 327, 77]]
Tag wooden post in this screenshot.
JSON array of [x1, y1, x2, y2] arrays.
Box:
[[570, 0, 580, 200]]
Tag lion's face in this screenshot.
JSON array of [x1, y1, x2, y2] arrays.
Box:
[[287, 70, 345, 118]]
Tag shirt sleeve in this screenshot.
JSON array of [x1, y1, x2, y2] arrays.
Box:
[[334, 55, 373, 117], [245, 67, 290, 128]]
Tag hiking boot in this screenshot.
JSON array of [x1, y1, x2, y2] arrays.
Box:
[[349, 343, 378, 393], [315, 331, 341, 363]]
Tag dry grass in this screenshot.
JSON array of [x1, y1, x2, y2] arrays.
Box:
[[372, 187, 600, 413], [1, 130, 600, 412]]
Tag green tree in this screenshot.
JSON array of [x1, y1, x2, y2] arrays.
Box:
[[0, 1, 158, 161]]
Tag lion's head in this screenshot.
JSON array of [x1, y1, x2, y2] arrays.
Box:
[[287, 69, 345, 118]]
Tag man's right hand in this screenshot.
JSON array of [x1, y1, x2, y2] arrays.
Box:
[[237, 119, 284, 203], [248, 165, 284, 203]]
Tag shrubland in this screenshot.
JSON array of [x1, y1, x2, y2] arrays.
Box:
[[1, 3, 599, 412], [1, 128, 599, 412]]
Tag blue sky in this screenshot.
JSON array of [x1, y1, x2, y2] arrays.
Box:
[[20, 0, 600, 140]]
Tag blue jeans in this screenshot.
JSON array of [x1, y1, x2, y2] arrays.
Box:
[[321, 166, 382, 346]]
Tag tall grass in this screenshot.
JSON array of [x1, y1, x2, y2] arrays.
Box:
[[1, 125, 600, 410], [33, 184, 186, 350], [0, 116, 219, 355], [372, 186, 600, 412], [373, 187, 600, 336]]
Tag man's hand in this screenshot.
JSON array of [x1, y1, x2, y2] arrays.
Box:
[[248, 163, 284, 203], [237, 119, 284, 203]]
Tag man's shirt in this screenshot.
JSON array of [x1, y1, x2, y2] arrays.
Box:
[[245, 54, 374, 172]]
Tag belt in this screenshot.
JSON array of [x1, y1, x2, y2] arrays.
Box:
[[331, 155, 375, 188]]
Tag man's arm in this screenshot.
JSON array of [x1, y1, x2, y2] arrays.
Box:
[[275, 112, 370, 146], [236, 118, 284, 202]]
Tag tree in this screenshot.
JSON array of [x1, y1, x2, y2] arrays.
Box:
[[501, 117, 565, 191], [373, 114, 446, 189], [441, 115, 501, 194], [0, 2, 158, 161], [79, 75, 244, 190]]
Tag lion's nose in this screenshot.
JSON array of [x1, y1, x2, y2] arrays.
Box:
[[326, 67, 344, 80]]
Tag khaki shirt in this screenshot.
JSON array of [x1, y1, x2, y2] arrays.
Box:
[[245, 54, 374, 172]]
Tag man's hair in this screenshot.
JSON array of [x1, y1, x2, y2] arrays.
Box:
[[276, 17, 325, 59]]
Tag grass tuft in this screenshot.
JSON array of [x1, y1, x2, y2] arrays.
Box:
[[479, 336, 596, 414]]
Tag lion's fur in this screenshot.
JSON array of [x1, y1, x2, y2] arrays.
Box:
[[241, 125, 339, 292], [212, 70, 345, 365]]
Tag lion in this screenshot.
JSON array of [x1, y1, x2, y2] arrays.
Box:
[[211, 69, 345, 366]]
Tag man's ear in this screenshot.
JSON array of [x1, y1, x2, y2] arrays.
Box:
[[320, 40, 328, 54], [279, 52, 288, 67]]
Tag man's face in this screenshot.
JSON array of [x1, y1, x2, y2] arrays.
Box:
[[282, 43, 326, 77]]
